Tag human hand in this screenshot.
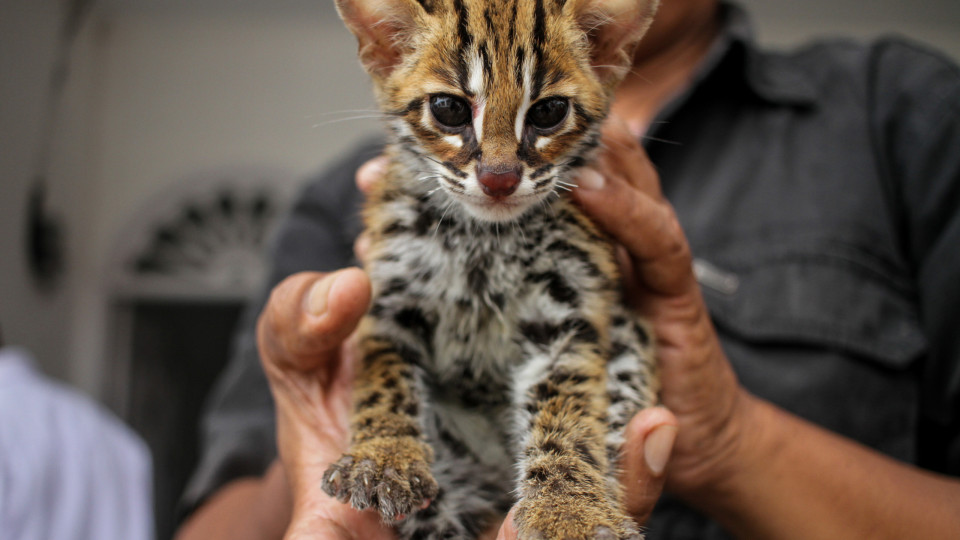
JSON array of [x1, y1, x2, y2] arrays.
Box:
[[257, 269, 397, 540], [572, 118, 753, 504]]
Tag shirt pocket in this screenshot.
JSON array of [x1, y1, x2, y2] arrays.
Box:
[[695, 241, 927, 461], [697, 243, 927, 368]]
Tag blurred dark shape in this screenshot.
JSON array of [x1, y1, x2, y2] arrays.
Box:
[[26, 180, 64, 289], [25, 0, 96, 291]]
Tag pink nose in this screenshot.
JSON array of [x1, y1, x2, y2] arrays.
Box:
[[477, 165, 521, 198]]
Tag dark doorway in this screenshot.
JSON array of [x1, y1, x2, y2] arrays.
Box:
[[122, 300, 244, 540]]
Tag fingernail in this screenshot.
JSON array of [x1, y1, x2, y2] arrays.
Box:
[[357, 156, 389, 190], [577, 168, 605, 190], [306, 273, 338, 316], [354, 233, 371, 262], [644, 425, 677, 477]]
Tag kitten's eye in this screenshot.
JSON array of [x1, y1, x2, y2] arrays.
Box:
[[527, 97, 569, 131], [429, 94, 471, 130]]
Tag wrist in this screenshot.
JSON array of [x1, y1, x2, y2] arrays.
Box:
[[667, 384, 761, 502], [175, 463, 293, 540], [677, 392, 793, 535]]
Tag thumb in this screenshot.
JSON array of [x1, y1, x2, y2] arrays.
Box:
[[258, 268, 371, 374], [620, 407, 678, 525]]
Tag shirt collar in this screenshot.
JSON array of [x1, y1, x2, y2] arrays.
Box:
[[647, 2, 817, 137], [717, 1, 819, 106]]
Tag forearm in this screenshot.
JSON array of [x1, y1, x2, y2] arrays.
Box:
[[175, 461, 292, 540], [694, 393, 960, 540]]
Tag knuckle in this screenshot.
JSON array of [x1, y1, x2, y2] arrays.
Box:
[[660, 209, 692, 261], [621, 189, 647, 227], [260, 272, 323, 362]]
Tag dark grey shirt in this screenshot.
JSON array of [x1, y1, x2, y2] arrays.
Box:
[[182, 4, 960, 538]]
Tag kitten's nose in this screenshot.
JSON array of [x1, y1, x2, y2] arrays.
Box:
[[477, 164, 521, 198]]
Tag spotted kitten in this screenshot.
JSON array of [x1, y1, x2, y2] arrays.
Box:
[[322, 0, 660, 538]]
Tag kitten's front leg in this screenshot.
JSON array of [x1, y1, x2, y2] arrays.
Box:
[[322, 324, 439, 520], [512, 319, 642, 540]]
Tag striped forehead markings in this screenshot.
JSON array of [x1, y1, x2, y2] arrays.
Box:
[[453, 0, 472, 50], [515, 55, 533, 141], [506, 0, 517, 45], [468, 49, 487, 143], [468, 49, 486, 96], [530, 0, 548, 101], [532, 0, 547, 51], [516, 0, 551, 142], [439, 0, 559, 145]]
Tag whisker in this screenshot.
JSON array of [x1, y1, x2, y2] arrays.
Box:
[[310, 114, 390, 128], [513, 219, 528, 246], [639, 134, 682, 145], [306, 108, 385, 118], [434, 200, 455, 238]]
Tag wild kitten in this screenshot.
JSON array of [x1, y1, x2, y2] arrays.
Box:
[[322, 1, 661, 538]]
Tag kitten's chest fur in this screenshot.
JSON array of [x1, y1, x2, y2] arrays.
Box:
[[365, 169, 617, 407]]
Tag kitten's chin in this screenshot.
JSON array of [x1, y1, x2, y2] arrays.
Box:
[[458, 196, 538, 223]]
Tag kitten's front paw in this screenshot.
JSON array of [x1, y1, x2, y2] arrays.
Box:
[[321, 437, 438, 520], [514, 497, 642, 540]]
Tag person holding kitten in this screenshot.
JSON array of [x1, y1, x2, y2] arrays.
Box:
[[177, 1, 960, 539]]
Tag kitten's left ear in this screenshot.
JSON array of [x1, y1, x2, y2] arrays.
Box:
[[334, 0, 425, 80], [570, 0, 660, 88]]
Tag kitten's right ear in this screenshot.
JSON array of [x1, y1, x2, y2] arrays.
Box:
[[334, 0, 424, 80], [570, 0, 660, 89]]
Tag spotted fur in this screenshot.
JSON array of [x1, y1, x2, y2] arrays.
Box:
[[322, 1, 660, 538]]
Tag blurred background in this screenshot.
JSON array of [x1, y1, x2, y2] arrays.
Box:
[[1, 0, 959, 538]]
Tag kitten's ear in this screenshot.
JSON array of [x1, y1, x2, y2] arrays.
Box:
[[571, 0, 660, 88], [334, 0, 424, 80]]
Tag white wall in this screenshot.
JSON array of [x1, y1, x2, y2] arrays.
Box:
[[2, 0, 959, 396]]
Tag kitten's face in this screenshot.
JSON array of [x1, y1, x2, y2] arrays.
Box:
[[337, 0, 658, 222]]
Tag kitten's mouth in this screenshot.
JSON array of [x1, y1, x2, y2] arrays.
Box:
[[457, 193, 542, 223]]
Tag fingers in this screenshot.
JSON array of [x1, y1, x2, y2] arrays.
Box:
[[495, 508, 518, 540], [356, 155, 389, 194], [620, 407, 678, 525], [285, 520, 352, 540], [258, 268, 371, 374], [354, 155, 388, 262], [574, 167, 694, 298], [599, 118, 663, 200], [286, 508, 396, 540], [572, 121, 695, 298], [354, 233, 371, 263]]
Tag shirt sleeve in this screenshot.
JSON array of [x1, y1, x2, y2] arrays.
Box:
[[869, 38, 960, 475], [177, 138, 383, 520]]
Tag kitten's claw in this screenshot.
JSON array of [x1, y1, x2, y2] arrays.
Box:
[[321, 442, 439, 520]]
